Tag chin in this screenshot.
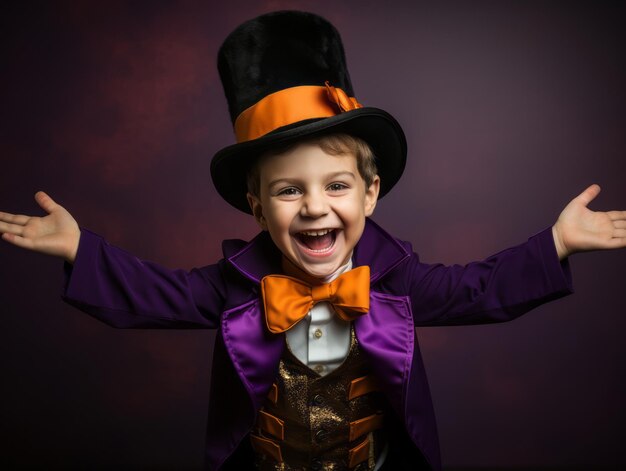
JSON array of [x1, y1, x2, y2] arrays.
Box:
[[303, 265, 336, 278], [298, 258, 349, 280]]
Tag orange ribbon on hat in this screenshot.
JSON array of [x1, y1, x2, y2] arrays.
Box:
[[234, 81, 363, 143], [324, 81, 362, 112], [260, 265, 370, 334]]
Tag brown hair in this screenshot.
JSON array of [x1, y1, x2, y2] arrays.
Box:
[[246, 133, 378, 197]]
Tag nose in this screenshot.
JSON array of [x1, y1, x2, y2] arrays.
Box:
[[300, 190, 329, 218]]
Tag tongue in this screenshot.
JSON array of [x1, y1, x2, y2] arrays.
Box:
[[299, 232, 334, 250]]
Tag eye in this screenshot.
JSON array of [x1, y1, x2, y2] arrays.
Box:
[[276, 186, 302, 197], [327, 182, 349, 192]]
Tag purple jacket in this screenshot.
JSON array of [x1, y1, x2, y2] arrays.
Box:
[[62, 218, 573, 470]]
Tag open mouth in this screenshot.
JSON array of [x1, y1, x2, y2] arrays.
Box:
[[294, 228, 337, 253]]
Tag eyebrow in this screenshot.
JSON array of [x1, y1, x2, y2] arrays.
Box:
[[268, 171, 356, 188]]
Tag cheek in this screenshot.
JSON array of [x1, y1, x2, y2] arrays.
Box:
[[266, 205, 294, 233], [336, 204, 366, 237], [337, 196, 367, 220]]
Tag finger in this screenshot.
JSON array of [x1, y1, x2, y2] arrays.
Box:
[[575, 184, 601, 207], [34, 191, 59, 214], [0, 220, 25, 235], [607, 210, 626, 221], [0, 211, 30, 225], [607, 237, 626, 249], [614, 220, 626, 229], [1, 232, 35, 250]]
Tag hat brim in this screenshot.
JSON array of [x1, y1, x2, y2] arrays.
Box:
[[210, 107, 407, 214]]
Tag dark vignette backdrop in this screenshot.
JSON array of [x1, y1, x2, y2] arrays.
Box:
[[1, 1, 625, 470]]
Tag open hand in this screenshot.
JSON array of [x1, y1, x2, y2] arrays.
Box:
[[0, 191, 80, 263], [552, 184, 626, 259]]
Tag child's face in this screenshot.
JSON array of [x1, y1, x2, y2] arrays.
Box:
[[247, 142, 380, 279]]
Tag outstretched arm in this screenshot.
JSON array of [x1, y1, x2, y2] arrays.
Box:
[[0, 191, 80, 264], [2, 191, 225, 329], [552, 184, 626, 260]]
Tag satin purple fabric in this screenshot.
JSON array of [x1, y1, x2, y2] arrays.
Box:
[[62, 218, 574, 470]]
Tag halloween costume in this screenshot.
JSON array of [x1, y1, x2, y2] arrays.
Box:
[[62, 218, 573, 470], [61, 10, 575, 470]]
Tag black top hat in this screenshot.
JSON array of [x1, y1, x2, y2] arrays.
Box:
[[211, 10, 407, 214]]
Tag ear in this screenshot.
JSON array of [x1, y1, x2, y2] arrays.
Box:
[[363, 175, 380, 217], [247, 192, 267, 230]]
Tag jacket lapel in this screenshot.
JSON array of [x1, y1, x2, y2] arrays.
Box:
[[354, 293, 414, 420], [220, 230, 285, 411], [221, 298, 284, 412], [353, 219, 415, 418], [221, 218, 413, 416]]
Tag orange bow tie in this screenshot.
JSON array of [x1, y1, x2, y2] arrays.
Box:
[[260, 266, 370, 334]]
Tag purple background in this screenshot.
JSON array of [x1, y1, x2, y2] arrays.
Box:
[[1, 1, 625, 469]]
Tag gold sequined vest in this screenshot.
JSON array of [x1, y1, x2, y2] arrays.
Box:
[[250, 326, 388, 470]]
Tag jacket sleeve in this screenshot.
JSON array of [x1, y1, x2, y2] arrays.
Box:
[[61, 228, 226, 329], [403, 225, 574, 326]]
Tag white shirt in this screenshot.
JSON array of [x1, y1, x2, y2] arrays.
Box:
[[285, 259, 353, 376]]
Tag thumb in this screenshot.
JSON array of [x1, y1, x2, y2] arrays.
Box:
[[34, 191, 60, 214], [575, 183, 601, 207]]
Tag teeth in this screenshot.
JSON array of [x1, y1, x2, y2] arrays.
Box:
[[299, 229, 333, 237]]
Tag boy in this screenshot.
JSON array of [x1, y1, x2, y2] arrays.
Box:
[[1, 10, 625, 471]]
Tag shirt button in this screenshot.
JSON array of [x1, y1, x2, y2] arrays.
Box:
[[313, 364, 325, 374], [313, 328, 323, 339], [311, 459, 323, 471], [312, 394, 325, 406], [315, 429, 328, 443]]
